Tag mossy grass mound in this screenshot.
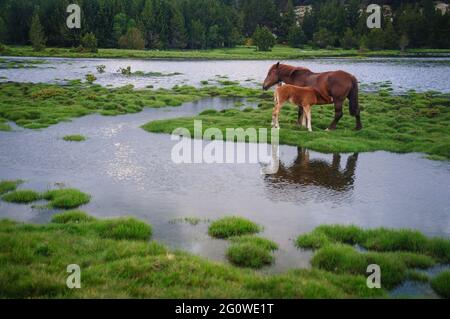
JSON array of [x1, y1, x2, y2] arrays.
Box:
[[1, 189, 41, 203], [296, 225, 450, 289], [43, 188, 91, 209], [229, 235, 278, 251], [226, 242, 274, 268], [226, 235, 278, 269], [430, 271, 450, 298], [0, 179, 23, 195], [296, 224, 450, 262], [51, 210, 96, 224], [208, 216, 261, 239]]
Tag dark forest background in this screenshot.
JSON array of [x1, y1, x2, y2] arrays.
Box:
[[0, 0, 449, 50]]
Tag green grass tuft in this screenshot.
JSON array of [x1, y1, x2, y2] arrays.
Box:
[[229, 235, 278, 251], [226, 242, 274, 268], [208, 216, 261, 239], [62, 134, 86, 142], [296, 224, 450, 263], [431, 271, 450, 298], [43, 188, 91, 209], [1, 189, 41, 203], [51, 210, 96, 224], [91, 218, 152, 241], [0, 179, 23, 195]]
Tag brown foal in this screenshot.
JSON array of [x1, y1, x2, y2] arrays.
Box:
[[272, 84, 331, 131]]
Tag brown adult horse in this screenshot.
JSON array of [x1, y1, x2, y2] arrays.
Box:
[[263, 62, 362, 130]]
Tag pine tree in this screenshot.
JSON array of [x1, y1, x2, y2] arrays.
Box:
[[190, 20, 206, 49], [170, 8, 187, 49], [252, 25, 276, 51], [29, 13, 46, 51], [287, 25, 306, 48]]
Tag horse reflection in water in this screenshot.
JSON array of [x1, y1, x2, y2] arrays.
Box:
[[263, 147, 358, 202]]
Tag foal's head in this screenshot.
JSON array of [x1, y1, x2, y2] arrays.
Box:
[[262, 62, 281, 90]]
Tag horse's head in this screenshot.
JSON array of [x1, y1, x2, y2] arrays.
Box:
[[262, 62, 281, 90]]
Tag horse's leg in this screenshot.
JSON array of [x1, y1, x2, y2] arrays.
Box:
[[301, 107, 307, 127], [272, 102, 282, 129], [304, 104, 312, 132], [296, 106, 303, 127], [326, 100, 343, 131]]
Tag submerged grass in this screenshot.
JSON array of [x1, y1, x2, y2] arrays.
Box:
[[144, 88, 450, 160], [208, 216, 261, 239], [0, 214, 386, 298], [0, 179, 23, 195], [62, 134, 86, 142], [1, 189, 41, 203]]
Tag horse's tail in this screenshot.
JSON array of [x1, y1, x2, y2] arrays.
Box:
[[348, 76, 359, 116]]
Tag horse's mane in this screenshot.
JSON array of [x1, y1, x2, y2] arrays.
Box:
[[277, 63, 311, 75]]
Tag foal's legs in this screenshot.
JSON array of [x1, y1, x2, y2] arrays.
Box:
[[272, 102, 282, 129], [304, 104, 312, 132], [326, 100, 343, 131]]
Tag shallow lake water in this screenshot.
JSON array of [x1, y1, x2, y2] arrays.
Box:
[[0, 96, 449, 275], [0, 57, 450, 297], [1, 56, 450, 92]]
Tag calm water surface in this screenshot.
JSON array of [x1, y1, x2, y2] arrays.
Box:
[[1, 56, 450, 92]]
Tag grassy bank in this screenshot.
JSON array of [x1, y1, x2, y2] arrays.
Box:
[[2, 45, 450, 60], [143, 86, 450, 160], [0, 81, 261, 129], [1, 80, 449, 160], [0, 212, 384, 298], [1, 212, 449, 298], [296, 225, 450, 297]]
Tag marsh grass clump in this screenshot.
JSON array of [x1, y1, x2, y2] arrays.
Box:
[[2, 189, 41, 203], [311, 244, 436, 288], [62, 134, 86, 142], [51, 210, 96, 224], [296, 224, 450, 262], [91, 217, 152, 240], [226, 242, 274, 268], [208, 216, 261, 239], [0, 179, 23, 195], [43, 188, 91, 209], [431, 271, 450, 298], [229, 235, 278, 251], [297, 225, 450, 289], [226, 235, 278, 268]]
